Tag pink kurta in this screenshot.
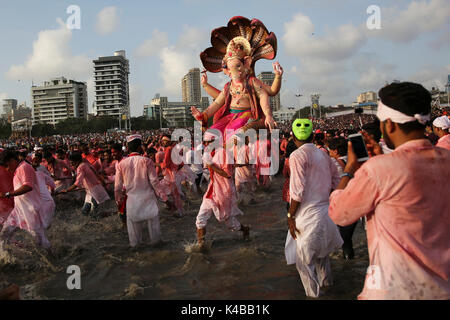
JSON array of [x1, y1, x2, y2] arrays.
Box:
[[114, 154, 167, 222], [0, 166, 14, 225], [329, 139, 450, 300], [234, 144, 254, 184], [203, 148, 242, 222], [75, 162, 110, 204], [255, 139, 271, 186], [36, 170, 55, 229], [155, 150, 165, 176], [45, 158, 72, 191], [4, 162, 44, 234], [436, 134, 450, 150]]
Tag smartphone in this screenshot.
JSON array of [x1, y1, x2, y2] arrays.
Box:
[[348, 133, 369, 162]]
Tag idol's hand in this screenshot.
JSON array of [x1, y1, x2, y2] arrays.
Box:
[[265, 115, 277, 131], [191, 106, 204, 122], [273, 62, 283, 77], [201, 71, 208, 87]]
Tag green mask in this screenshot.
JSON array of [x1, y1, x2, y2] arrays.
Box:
[[292, 119, 313, 141]]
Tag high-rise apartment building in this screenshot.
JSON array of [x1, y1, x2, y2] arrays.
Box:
[[32, 77, 87, 125], [257, 72, 281, 112], [93, 50, 130, 120], [182, 68, 201, 103], [1, 99, 17, 122]]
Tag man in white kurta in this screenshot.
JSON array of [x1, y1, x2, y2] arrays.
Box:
[[114, 135, 168, 247], [285, 119, 343, 298]]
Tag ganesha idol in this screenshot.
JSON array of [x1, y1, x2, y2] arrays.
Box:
[[191, 16, 283, 142]]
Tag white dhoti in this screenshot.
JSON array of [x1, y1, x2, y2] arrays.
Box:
[[285, 205, 343, 298], [195, 198, 242, 231], [127, 216, 161, 247]]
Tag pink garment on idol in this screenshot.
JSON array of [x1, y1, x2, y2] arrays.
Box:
[[3, 162, 46, 235], [209, 110, 252, 142], [0, 166, 14, 225], [35, 170, 55, 229], [329, 139, 450, 300], [436, 134, 450, 150], [203, 148, 242, 222], [114, 154, 167, 222], [74, 162, 110, 204]]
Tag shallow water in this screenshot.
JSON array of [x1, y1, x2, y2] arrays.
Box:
[[0, 176, 369, 300]]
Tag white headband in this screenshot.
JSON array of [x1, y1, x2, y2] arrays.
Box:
[[433, 116, 450, 130], [377, 101, 430, 125]]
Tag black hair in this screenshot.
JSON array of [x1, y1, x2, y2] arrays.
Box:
[[43, 150, 53, 159], [379, 82, 430, 133], [285, 139, 297, 158], [147, 147, 157, 155], [128, 139, 142, 153], [379, 82, 431, 117], [69, 152, 82, 163], [0, 149, 19, 166], [314, 133, 325, 146], [34, 153, 43, 160], [111, 143, 123, 152], [328, 137, 348, 157], [362, 119, 382, 143]]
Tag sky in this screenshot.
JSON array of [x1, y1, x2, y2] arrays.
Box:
[[0, 0, 449, 116]]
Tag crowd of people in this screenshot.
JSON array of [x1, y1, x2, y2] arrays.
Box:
[[0, 82, 449, 300]]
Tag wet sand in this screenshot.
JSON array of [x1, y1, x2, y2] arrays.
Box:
[[0, 175, 369, 300]]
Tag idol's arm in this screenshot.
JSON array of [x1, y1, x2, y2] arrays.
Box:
[[254, 82, 275, 130], [256, 62, 283, 96], [201, 72, 221, 100], [191, 91, 226, 123]]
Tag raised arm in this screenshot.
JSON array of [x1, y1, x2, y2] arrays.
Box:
[[253, 79, 276, 131], [201, 71, 221, 100], [191, 90, 226, 124], [259, 62, 283, 97]]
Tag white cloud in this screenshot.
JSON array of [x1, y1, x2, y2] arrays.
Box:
[[429, 28, 450, 50], [6, 18, 91, 82], [372, 0, 450, 43], [136, 29, 169, 57], [96, 6, 120, 36], [136, 25, 206, 98], [282, 12, 366, 61], [409, 65, 450, 91]]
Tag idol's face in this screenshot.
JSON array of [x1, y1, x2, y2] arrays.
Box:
[[226, 58, 245, 80]]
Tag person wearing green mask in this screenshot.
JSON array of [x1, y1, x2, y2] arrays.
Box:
[[284, 119, 343, 298]]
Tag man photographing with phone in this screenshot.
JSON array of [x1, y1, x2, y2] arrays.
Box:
[[329, 82, 450, 300]]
